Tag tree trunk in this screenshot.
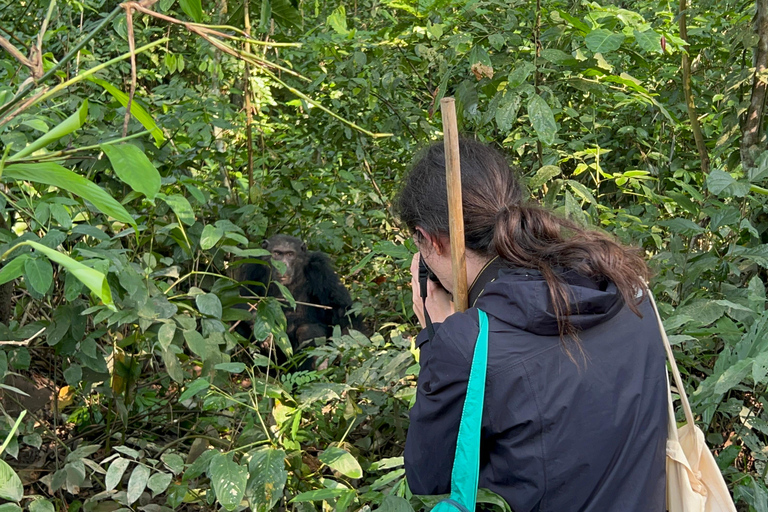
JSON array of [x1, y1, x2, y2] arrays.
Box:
[[742, 0, 768, 168], [680, 0, 710, 173]]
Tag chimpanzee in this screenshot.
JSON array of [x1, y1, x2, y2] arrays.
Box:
[[237, 234, 359, 356]]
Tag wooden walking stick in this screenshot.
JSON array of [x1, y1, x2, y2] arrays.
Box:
[[440, 97, 469, 312]]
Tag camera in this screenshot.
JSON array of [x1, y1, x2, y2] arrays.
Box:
[[418, 257, 442, 300]]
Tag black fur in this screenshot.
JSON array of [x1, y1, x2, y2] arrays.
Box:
[[237, 236, 359, 355]]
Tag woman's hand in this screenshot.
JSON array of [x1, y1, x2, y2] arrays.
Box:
[[410, 253, 455, 328]]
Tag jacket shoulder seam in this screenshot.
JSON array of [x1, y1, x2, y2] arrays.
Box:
[[487, 342, 561, 378], [521, 359, 548, 507]]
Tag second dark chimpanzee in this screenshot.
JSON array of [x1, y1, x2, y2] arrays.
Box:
[[238, 234, 359, 354]]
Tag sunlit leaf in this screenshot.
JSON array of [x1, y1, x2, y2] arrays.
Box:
[[127, 464, 150, 504], [0, 459, 22, 502], [100, 144, 161, 200], [319, 447, 362, 478], [209, 452, 248, 511], [3, 163, 136, 230], [584, 29, 625, 54], [527, 94, 557, 146], [179, 0, 203, 22], [10, 101, 88, 160], [87, 77, 164, 144]]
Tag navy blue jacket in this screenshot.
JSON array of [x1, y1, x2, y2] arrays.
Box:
[[404, 265, 667, 511]]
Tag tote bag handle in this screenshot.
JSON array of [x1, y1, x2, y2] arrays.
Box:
[[648, 292, 696, 430]]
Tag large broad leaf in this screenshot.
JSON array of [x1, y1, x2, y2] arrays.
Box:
[[100, 144, 161, 200], [24, 257, 53, 294], [105, 457, 131, 491], [633, 29, 662, 53], [0, 255, 30, 286], [196, 293, 222, 319], [6, 241, 114, 310], [200, 224, 224, 250], [0, 459, 22, 502], [318, 447, 362, 478], [584, 29, 625, 54], [378, 496, 413, 512], [3, 163, 136, 230], [179, 0, 203, 22], [247, 448, 287, 512], [527, 94, 557, 146], [157, 193, 195, 226], [327, 5, 349, 35], [529, 165, 561, 189], [87, 78, 163, 144], [126, 464, 150, 504], [10, 101, 88, 161], [209, 453, 248, 511], [290, 488, 349, 503]]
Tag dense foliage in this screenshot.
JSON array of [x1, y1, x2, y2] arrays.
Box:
[[2, 0, 768, 510]]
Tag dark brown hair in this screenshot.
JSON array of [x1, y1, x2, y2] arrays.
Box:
[[396, 138, 650, 349]]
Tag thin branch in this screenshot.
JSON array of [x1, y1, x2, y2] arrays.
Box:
[[122, 3, 138, 138]]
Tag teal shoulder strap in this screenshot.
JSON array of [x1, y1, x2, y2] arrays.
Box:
[[449, 309, 489, 510]]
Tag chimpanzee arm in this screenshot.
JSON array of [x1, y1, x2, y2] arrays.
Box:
[[304, 252, 353, 328], [237, 260, 273, 297]]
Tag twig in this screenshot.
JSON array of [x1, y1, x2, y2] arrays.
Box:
[[0, 5, 123, 119], [0, 327, 46, 346], [122, 3, 138, 138]]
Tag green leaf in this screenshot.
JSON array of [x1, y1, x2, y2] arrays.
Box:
[[179, 377, 210, 402], [290, 487, 349, 503], [713, 358, 752, 395], [157, 322, 176, 350], [247, 448, 287, 512], [378, 496, 413, 512], [0, 459, 22, 502], [162, 452, 185, 475], [27, 498, 54, 512], [495, 93, 521, 134], [0, 255, 30, 286], [100, 144, 161, 200], [64, 364, 82, 386], [659, 218, 705, 236], [105, 457, 131, 491], [10, 101, 88, 160], [270, 0, 303, 29], [147, 471, 172, 496], [200, 224, 224, 250], [196, 293, 222, 319], [318, 447, 362, 478], [24, 257, 53, 294], [327, 5, 349, 35], [633, 29, 662, 53], [162, 347, 185, 383], [127, 464, 150, 504], [87, 78, 164, 144], [529, 165, 561, 189], [527, 94, 557, 146], [0, 504, 21, 512], [214, 362, 246, 373], [209, 453, 248, 511], [584, 29, 625, 54], [3, 163, 137, 230], [158, 193, 195, 226], [179, 0, 203, 22], [8, 241, 114, 310]]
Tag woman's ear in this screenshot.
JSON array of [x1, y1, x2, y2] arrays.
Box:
[[415, 227, 445, 255]]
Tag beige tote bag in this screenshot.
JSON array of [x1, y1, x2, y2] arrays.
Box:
[[649, 293, 737, 512]]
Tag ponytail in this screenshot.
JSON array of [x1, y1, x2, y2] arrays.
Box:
[[493, 203, 649, 349]]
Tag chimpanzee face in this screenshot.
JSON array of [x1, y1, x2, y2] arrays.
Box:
[[261, 235, 307, 286]]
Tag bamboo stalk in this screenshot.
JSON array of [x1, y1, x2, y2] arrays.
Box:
[[440, 97, 468, 312]]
